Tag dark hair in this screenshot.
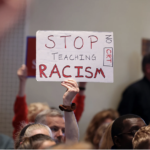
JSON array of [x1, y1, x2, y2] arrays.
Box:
[[84, 109, 119, 146], [142, 53, 150, 72], [17, 134, 55, 149], [111, 114, 141, 141]]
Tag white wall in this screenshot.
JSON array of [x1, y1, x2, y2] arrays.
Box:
[[25, 0, 150, 139]]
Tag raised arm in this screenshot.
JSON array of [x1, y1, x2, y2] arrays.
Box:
[[61, 79, 79, 144], [12, 64, 28, 139], [17, 64, 27, 97]]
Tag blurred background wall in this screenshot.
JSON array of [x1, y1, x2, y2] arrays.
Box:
[[1, 0, 150, 139]]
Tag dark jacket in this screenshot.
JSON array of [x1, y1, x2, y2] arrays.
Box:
[[118, 77, 150, 124], [0, 133, 14, 149]]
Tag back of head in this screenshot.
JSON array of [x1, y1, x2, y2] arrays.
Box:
[[93, 123, 109, 148], [18, 134, 55, 149], [85, 109, 119, 145], [133, 125, 150, 149], [99, 121, 114, 149], [15, 123, 52, 149], [142, 53, 150, 72], [35, 109, 63, 125], [51, 141, 94, 149], [28, 102, 50, 122]]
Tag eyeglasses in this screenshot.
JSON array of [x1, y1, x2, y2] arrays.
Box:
[[117, 130, 137, 137]]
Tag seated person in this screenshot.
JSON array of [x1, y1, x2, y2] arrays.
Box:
[[118, 53, 150, 124], [132, 125, 150, 149], [111, 114, 146, 149], [17, 134, 56, 149], [15, 123, 53, 148], [13, 64, 86, 139], [84, 109, 119, 147], [15, 79, 79, 147]]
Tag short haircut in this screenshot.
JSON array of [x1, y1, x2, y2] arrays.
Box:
[[142, 53, 150, 72], [28, 102, 50, 122], [111, 114, 141, 141], [132, 125, 150, 149], [35, 109, 63, 125]]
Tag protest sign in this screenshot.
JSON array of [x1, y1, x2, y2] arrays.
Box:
[[25, 37, 36, 77], [36, 31, 114, 82]]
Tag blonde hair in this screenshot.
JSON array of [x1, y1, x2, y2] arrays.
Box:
[[132, 125, 150, 149], [52, 141, 94, 149], [85, 109, 119, 146], [15, 123, 52, 149], [93, 123, 109, 148], [99, 121, 114, 149], [27, 103, 50, 122]]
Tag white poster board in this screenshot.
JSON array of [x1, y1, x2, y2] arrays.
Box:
[[36, 31, 114, 82]]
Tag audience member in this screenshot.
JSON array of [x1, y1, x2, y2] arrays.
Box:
[[99, 121, 114, 149], [118, 53, 150, 124], [132, 125, 150, 149], [35, 79, 79, 144], [13, 65, 86, 139], [51, 141, 94, 149], [0, 133, 14, 149], [17, 134, 56, 149], [15, 123, 52, 148], [111, 114, 146, 149], [93, 123, 109, 148], [84, 109, 119, 147]]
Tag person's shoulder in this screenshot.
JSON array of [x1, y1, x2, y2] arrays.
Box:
[[0, 133, 14, 149], [123, 78, 144, 93]]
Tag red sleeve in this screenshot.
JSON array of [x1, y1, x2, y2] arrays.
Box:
[[73, 93, 85, 122], [12, 95, 28, 139]]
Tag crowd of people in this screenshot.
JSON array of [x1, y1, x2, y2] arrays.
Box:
[[1, 54, 150, 149]]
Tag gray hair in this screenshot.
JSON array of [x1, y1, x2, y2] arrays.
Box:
[[35, 109, 63, 125]]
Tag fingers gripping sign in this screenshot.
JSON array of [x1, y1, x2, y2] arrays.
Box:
[[61, 79, 79, 106]]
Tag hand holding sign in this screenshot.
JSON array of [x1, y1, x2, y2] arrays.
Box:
[[61, 79, 79, 106]]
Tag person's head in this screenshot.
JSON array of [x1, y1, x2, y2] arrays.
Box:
[[132, 125, 150, 149], [35, 109, 65, 143], [84, 109, 119, 145], [18, 134, 56, 149], [99, 121, 114, 149], [93, 123, 109, 148], [51, 141, 94, 149], [28, 102, 50, 122], [15, 123, 52, 148], [111, 114, 146, 149], [142, 53, 150, 80]]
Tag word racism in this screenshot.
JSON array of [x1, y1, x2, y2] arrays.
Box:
[[39, 64, 105, 79]]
